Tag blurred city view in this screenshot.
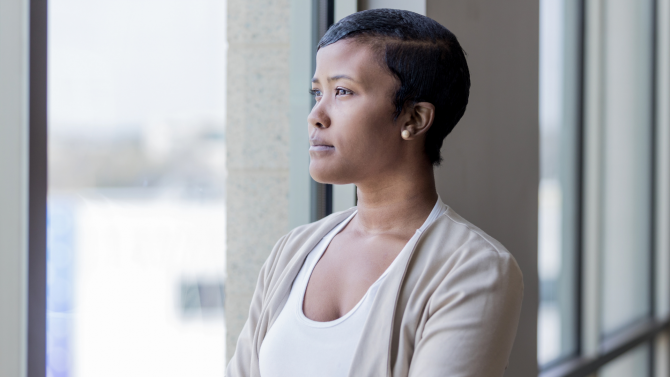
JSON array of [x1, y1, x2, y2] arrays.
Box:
[[46, 0, 227, 376], [538, 0, 577, 365]]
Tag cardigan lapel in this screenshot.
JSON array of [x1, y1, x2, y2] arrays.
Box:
[[346, 229, 424, 377]]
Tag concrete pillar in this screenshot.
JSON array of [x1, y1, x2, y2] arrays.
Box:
[[225, 0, 291, 361], [427, 1, 539, 376], [0, 0, 30, 375]]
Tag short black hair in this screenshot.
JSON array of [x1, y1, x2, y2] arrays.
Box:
[[318, 8, 470, 166]]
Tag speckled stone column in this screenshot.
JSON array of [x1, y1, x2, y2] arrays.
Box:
[[225, 0, 290, 362]]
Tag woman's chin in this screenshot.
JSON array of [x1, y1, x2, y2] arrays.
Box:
[[308, 169, 335, 184], [309, 164, 350, 185]]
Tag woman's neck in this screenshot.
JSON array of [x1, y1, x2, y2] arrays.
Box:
[[353, 163, 438, 237]]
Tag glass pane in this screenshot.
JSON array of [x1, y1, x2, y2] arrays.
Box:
[[600, 0, 654, 335], [47, 1, 227, 376], [600, 343, 650, 377], [538, 0, 580, 365]]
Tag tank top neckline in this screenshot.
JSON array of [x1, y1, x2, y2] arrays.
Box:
[[295, 197, 446, 328]]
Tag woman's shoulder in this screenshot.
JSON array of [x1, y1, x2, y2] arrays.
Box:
[[418, 205, 523, 283], [436, 206, 510, 254]]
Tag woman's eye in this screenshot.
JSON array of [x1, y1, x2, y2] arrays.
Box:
[[309, 89, 322, 98], [335, 88, 351, 96]]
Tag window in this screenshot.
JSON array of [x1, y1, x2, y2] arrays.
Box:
[[539, 0, 670, 375], [599, 0, 654, 337], [47, 0, 227, 375], [538, 0, 581, 366]]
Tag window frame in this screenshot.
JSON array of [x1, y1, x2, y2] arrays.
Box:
[[540, 0, 670, 376], [28, 0, 48, 376]]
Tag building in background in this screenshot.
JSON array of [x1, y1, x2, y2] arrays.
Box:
[[46, 0, 227, 376]]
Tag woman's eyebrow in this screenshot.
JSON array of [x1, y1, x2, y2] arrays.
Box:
[[311, 74, 358, 83]]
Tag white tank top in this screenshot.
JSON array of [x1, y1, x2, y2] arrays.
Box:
[[259, 199, 446, 377]]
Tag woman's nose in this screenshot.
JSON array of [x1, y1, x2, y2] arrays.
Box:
[[307, 100, 331, 129]]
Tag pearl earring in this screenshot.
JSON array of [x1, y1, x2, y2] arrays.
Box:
[[401, 130, 411, 140]]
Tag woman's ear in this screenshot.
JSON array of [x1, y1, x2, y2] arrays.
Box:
[[401, 102, 435, 140]]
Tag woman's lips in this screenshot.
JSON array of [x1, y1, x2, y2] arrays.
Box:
[[309, 136, 334, 153], [309, 145, 334, 152]]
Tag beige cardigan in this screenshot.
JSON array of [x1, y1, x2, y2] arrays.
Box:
[[226, 205, 523, 377]]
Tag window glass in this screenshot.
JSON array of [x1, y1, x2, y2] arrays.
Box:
[[47, 1, 227, 376], [600, 0, 653, 335], [538, 0, 580, 365], [599, 343, 650, 377]]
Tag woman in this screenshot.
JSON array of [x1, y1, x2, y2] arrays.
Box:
[[227, 9, 523, 377]]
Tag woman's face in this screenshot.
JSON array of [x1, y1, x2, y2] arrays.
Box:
[[308, 39, 408, 185]]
